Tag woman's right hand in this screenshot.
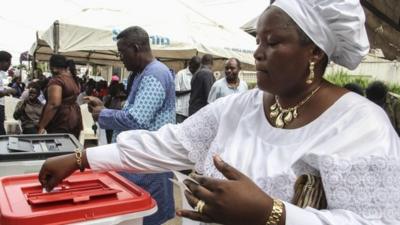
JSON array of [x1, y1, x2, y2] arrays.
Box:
[[39, 154, 78, 191], [37, 127, 46, 134]]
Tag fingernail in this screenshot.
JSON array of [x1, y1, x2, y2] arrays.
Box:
[[176, 211, 182, 217], [184, 190, 190, 196], [214, 154, 223, 163]]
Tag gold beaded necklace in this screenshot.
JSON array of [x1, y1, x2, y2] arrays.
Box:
[[269, 85, 322, 128]]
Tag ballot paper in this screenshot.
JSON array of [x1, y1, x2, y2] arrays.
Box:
[[170, 171, 202, 225], [42, 187, 61, 193], [170, 171, 199, 193]]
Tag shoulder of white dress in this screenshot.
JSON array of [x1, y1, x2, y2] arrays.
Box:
[[331, 93, 386, 119], [352, 93, 391, 121]]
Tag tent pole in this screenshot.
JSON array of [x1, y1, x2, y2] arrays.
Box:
[[31, 31, 39, 75], [53, 20, 60, 54]]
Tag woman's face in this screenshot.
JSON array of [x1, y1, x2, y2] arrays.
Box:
[[254, 7, 313, 96]]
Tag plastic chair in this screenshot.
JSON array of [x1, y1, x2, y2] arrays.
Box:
[[4, 96, 22, 134], [79, 104, 99, 145]]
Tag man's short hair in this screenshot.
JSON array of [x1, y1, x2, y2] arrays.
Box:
[[366, 81, 388, 101], [116, 26, 151, 52], [343, 82, 364, 96], [201, 54, 213, 65], [0, 51, 12, 62], [189, 56, 201, 66], [227, 58, 241, 69]]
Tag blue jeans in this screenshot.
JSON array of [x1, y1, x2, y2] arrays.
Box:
[[119, 172, 175, 225]]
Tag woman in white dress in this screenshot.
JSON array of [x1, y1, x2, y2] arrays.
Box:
[[39, 0, 400, 224]]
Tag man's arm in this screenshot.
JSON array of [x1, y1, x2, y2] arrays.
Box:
[[202, 70, 216, 98], [0, 88, 16, 97], [13, 101, 25, 120], [98, 75, 166, 131]]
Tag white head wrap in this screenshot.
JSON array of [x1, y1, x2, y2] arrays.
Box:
[[272, 0, 370, 70]]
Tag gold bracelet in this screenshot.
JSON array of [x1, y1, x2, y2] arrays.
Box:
[[74, 149, 85, 172], [266, 199, 284, 225]]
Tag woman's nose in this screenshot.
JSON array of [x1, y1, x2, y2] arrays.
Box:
[[253, 46, 263, 62]]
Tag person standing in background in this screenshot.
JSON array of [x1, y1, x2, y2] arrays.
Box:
[[10, 76, 25, 98], [175, 56, 201, 123], [0, 51, 16, 135], [343, 82, 364, 96], [366, 81, 400, 135], [14, 85, 44, 134], [207, 58, 248, 103], [38, 55, 82, 138], [188, 54, 215, 116], [84, 26, 176, 225]]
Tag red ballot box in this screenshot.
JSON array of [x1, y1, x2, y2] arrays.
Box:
[[0, 171, 157, 225]]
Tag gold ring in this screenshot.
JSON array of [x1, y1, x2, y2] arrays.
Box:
[[194, 200, 205, 214]]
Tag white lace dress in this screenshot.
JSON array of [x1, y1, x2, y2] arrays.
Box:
[[87, 89, 400, 225]]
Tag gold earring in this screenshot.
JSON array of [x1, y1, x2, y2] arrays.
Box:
[[306, 61, 315, 84]]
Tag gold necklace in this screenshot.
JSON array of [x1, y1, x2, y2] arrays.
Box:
[[269, 85, 322, 128]]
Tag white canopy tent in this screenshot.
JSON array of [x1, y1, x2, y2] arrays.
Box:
[[30, 0, 256, 71], [241, 16, 258, 36]]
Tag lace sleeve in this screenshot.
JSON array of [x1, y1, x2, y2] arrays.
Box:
[[175, 105, 219, 173], [319, 155, 400, 223], [88, 103, 220, 173]]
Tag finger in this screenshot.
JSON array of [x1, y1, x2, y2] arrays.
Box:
[[184, 190, 199, 208], [45, 175, 61, 192], [38, 161, 49, 187], [183, 191, 212, 220], [190, 174, 225, 192], [177, 210, 213, 223], [87, 104, 93, 113], [213, 155, 242, 180], [184, 179, 214, 202]]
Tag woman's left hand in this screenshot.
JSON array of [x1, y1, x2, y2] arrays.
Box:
[[178, 155, 282, 225]]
